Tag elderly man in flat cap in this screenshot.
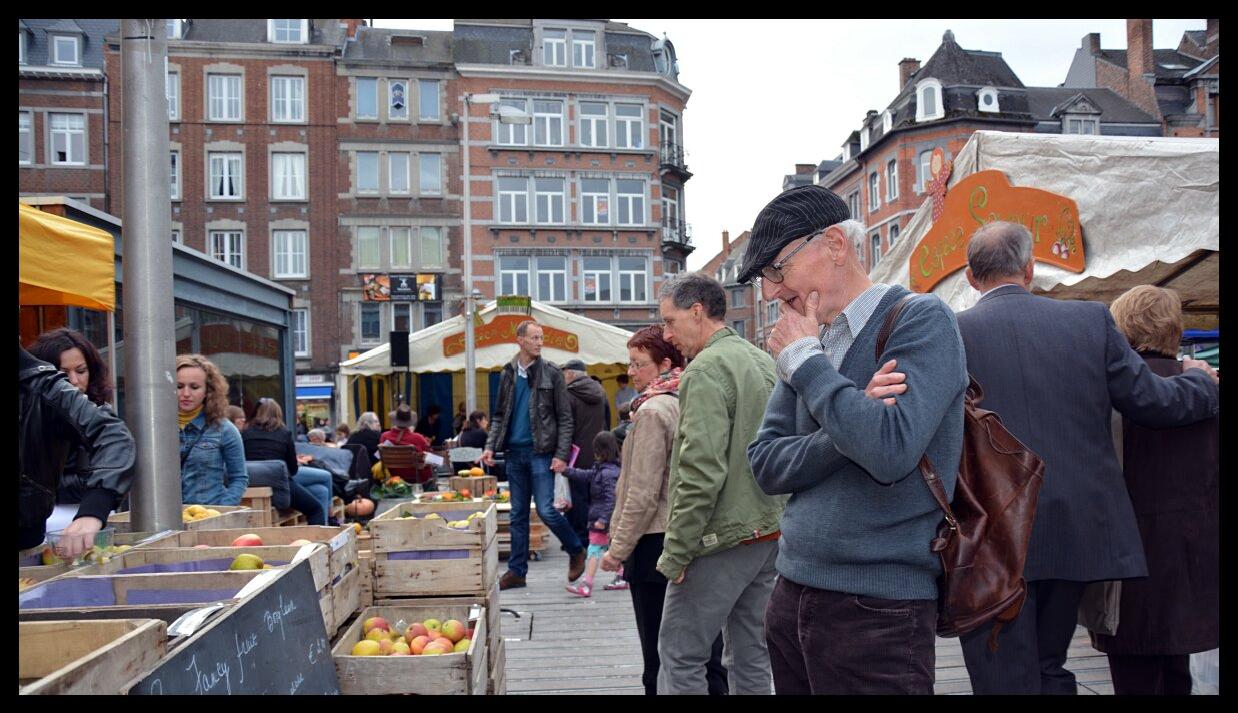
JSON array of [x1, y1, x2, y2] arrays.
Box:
[[744, 185, 969, 694]]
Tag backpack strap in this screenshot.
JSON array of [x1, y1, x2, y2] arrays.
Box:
[[874, 294, 960, 532]]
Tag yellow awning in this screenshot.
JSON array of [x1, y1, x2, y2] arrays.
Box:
[[19, 203, 116, 311]]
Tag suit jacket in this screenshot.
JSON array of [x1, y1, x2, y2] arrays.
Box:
[[955, 284, 1218, 582]]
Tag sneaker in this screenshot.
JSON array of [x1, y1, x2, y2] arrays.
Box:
[[568, 550, 587, 581], [604, 577, 630, 591], [566, 582, 592, 597], [499, 571, 527, 590]]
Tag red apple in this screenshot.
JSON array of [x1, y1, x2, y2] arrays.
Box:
[[193, 544, 212, 549], [441, 619, 466, 643], [407, 622, 429, 638], [230, 534, 263, 547], [362, 616, 390, 634], [409, 635, 431, 655]]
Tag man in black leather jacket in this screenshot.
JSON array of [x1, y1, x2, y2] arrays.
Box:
[[19, 344, 135, 556]]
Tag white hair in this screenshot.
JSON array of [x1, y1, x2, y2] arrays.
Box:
[[356, 411, 381, 431], [307, 428, 327, 442]]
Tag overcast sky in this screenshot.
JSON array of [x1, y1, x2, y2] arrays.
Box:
[[374, 18, 1206, 269]]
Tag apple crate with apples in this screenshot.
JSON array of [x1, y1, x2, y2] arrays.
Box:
[[368, 501, 499, 597], [19, 619, 168, 695], [107, 504, 264, 531], [332, 603, 489, 695]]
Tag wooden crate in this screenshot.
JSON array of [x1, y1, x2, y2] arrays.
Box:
[[70, 544, 332, 592], [377, 579, 503, 690], [357, 549, 373, 608], [19, 562, 71, 586], [449, 474, 498, 496], [19, 619, 167, 695], [18, 570, 263, 623], [487, 637, 507, 695], [136, 524, 358, 583], [330, 563, 364, 636], [331, 603, 489, 695], [369, 501, 498, 597], [108, 504, 263, 532], [240, 487, 274, 527], [495, 503, 551, 557]]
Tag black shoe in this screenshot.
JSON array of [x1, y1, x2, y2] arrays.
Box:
[[568, 550, 586, 582], [499, 571, 527, 590]]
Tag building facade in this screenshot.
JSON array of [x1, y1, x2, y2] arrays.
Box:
[[696, 230, 760, 345]]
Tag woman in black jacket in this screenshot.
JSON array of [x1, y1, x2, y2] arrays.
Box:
[[346, 411, 383, 463], [241, 398, 333, 525], [451, 410, 490, 472]]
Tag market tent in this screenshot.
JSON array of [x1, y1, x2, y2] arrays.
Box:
[[19, 202, 116, 311], [870, 132, 1218, 321]]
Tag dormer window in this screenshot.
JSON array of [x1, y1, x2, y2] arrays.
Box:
[[842, 143, 851, 161], [268, 19, 307, 44], [539, 26, 599, 70], [915, 78, 944, 122], [977, 86, 999, 113], [19, 31, 27, 64], [1063, 116, 1099, 135], [859, 127, 869, 152], [572, 31, 596, 68], [50, 34, 80, 66], [166, 19, 183, 40], [882, 111, 892, 133]]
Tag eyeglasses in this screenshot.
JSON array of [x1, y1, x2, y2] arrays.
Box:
[[758, 229, 823, 284], [628, 359, 655, 372]]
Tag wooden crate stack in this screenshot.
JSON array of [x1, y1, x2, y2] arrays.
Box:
[[19, 619, 168, 694], [495, 502, 552, 559]]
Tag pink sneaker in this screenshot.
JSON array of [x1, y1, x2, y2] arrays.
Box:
[[566, 582, 592, 597], [604, 577, 629, 591]]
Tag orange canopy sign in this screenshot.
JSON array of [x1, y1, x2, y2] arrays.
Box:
[[442, 314, 579, 357], [908, 170, 1085, 293]]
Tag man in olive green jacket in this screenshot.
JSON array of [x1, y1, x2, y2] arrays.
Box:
[[655, 272, 785, 695]]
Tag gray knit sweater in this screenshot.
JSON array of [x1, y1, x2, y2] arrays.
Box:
[[748, 286, 968, 600]]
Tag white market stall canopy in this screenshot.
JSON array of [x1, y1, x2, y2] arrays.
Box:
[[871, 131, 1218, 314], [340, 299, 634, 376]]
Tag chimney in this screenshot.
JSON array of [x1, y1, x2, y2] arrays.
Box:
[[341, 19, 366, 39], [1127, 19, 1154, 80], [722, 230, 730, 253], [1082, 33, 1101, 55], [899, 58, 920, 89], [795, 163, 815, 176], [1206, 18, 1219, 56]]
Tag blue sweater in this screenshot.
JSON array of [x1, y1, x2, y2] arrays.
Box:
[[748, 286, 968, 600], [507, 372, 533, 449]]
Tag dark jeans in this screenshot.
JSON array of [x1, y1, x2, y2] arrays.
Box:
[[1107, 654, 1193, 695], [288, 479, 325, 525], [765, 576, 936, 694], [566, 477, 591, 547], [626, 532, 728, 696], [506, 447, 582, 577], [960, 579, 1087, 694]]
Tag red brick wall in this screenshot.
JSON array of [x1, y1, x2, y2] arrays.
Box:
[[19, 76, 108, 207]]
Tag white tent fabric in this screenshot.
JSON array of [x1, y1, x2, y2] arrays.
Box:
[[340, 300, 634, 376], [870, 131, 1218, 312]]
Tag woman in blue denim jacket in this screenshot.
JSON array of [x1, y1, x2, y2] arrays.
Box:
[[176, 354, 248, 505]]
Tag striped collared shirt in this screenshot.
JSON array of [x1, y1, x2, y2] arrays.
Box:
[[776, 283, 893, 382]]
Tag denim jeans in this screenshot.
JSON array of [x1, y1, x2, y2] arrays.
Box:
[[293, 466, 334, 525], [288, 479, 326, 525], [506, 447, 582, 577]]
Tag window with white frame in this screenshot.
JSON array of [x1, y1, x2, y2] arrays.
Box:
[[533, 100, 563, 146], [272, 229, 307, 278], [582, 256, 612, 302], [359, 303, 381, 344], [172, 229, 182, 244], [534, 177, 565, 224], [388, 80, 408, 120], [419, 153, 441, 195], [886, 159, 898, 201], [616, 179, 645, 225], [497, 177, 529, 223], [19, 31, 27, 65], [497, 98, 529, 145], [855, 236, 866, 270], [425, 302, 443, 326], [388, 152, 409, 194], [208, 152, 243, 199], [498, 256, 531, 296], [870, 232, 882, 265], [535, 256, 568, 302], [51, 35, 80, 66], [860, 126, 870, 152], [209, 230, 244, 269], [572, 31, 596, 68], [272, 152, 305, 200], [166, 71, 180, 121], [918, 150, 933, 193], [543, 29, 567, 66], [356, 226, 380, 268], [662, 185, 680, 232], [417, 80, 439, 121], [868, 172, 880, 212], [889, 223, 900, 245], [766, 300, 779, 324], [615, 104, 643, 149], [916, 78, 943, 122], [269, 19, 307, 44], [731, 289, 744, 308], [292, 308, 309, 356], [732, 319, 745, 335], [356, 78, 378, 119], [660, 110, 678, 153], [579, 102, 608, 148], [392, 302, 413, 333], [977, 86, 999, 113], [170, 150, 181, 199], [847, 191, 860, 220], [882, 110, 892, 133], [19, 111, 32, 165], [1064, 116, 1099, 135], [581, 178, 609, 225], [356, 152, 379, 193], [618, 256, 647, 302], [420, 226, 444, 267], [208, 74, 242, 121], [166, 19, 183, 39], [271, 76, 304, 123], [49, 113, 85, 165], [389, 226, 412, 268]]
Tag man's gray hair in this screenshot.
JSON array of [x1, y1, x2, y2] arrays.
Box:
[[356, 411, 380, 431], [967, 221, 1033, 283], [307, 428, 326, 442], [659, 272, 727, 321], [832, 219, 867, 261]]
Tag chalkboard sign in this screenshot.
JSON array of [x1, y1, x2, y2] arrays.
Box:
[[129, 559, 340, 695]]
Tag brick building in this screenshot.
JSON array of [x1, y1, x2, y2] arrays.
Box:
[[19, 19, 118, 210], [451, 19, 693, 332], [1064, 19, 1219, 137], [696, 230, 761, 344]]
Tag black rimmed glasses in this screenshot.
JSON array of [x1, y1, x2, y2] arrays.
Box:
[[758, 229, 823, 284]]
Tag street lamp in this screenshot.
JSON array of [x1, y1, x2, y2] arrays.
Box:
[[460, 92, 531, 414]]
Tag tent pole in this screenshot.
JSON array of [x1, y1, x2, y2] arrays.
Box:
[[107, 310, 118, 410]]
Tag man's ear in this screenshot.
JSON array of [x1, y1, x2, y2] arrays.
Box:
[[822, 226, 847, 257], [1023, 260, 1034, 288], [965, 267, 980, 291]]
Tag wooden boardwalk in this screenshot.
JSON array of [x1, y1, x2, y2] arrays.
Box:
[[497, 542, 1114, 695]]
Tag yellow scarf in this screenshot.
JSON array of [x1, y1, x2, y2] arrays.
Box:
[[178, 406, 203, 430]]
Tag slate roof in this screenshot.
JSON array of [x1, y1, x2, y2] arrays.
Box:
[[1024, 87, 1158, 124], [19, 18, 118, 69], [183, 19, 338, 45], [453, 19, 658, 72], [914, 30, 1024, 90], [1183, 30, 1207, 49], [1096, 48, 1205, 79], [343, 27, 453, 64]]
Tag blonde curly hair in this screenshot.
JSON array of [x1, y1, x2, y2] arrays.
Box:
[[175, 353, 231, 426]]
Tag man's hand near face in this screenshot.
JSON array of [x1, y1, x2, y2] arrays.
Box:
[[768, 291, 823, 358]]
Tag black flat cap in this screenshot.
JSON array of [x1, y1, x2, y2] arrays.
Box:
[[736, 185, 850, 284], [561, 359, 587, 372]]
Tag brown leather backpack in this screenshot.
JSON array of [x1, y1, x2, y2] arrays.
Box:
[[877, 295, 1045, 651]]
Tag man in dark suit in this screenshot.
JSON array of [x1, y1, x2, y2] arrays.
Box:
[[955, 221, 1219, 694]]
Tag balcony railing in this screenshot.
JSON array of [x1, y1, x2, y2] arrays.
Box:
[[659, 141, 689, 173], [661, 219, 692, 246]]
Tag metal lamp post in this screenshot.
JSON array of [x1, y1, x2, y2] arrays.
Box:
[[460, 93, 531, 413]]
